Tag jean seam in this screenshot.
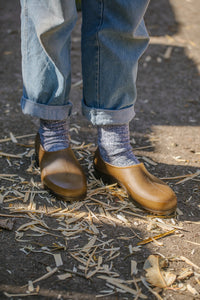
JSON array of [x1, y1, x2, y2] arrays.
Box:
[[24, 0, 28, 65], [96, 0, 104, 109]]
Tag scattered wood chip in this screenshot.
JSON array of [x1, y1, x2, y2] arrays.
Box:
[[57, 273, 72, 280], [0, 151, 23, 158], [177, 269, 193, 281], [31, 267, 58, 284], [185, 240, 200, 246], [175, 170, 200, 185], [9, 132, 18, 143], [116, 213, 129, 223], [53, 253, 63, 267], [71, 79, 83, 88], [4, 292, 38, 298], [0, 174, 18, 177], [137, 230, 175, 246], [131, 260, 138, 275], [98, 275, 147, 299], [141, 277, 164, 300], [180, 256, 200, 271], [26, 149, 35, 157], [163, 46, 173, 59], [0, 133, 35, 143], [82, 236, 98, 253], [187, 283, 199, 296], [0, 194, 4, 203], [27, 280, 34, 292], [142, 157, 157, 166], [0, 218, 15, 230], [176, 208, 184, 216]]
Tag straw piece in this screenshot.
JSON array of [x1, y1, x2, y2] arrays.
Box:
[[137, 230, 176, 246], [57, 273, 72, 280], [0, 151, 23, 158], [176, 170, 200, 185], [4, 292, 38, 298], [180, 256, 200, 271], [98, 275, 147, 299], [32, 267, 58, 284], [0, 133, 35, 143]]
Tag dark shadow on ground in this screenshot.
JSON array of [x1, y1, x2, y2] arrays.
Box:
[[145, 0, 180, 36]]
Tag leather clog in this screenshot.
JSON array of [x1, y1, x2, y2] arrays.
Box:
[[94, 148, 177, 215], [35, 133, 87, 201]]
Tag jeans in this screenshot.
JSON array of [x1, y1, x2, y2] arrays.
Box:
[[20, 0, 149, 125]]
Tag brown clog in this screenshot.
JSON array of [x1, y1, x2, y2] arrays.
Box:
[[35, 134, 87, 201], [94, 148, 177, 215]]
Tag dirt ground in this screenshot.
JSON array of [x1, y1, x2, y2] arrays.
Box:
[[0, 0, 200, 299]]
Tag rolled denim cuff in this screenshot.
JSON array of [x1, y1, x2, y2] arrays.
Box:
[[21, 97, 72, 120], [82, 99, 135, 125]]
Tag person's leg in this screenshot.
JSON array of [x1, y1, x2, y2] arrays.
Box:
[[81, 0, 177, 214], [81, 0, 149, 118], [21, 0, 77, 120], [81, 0, 149, 166], [20, 0, 76, 151], [20, 0, 87, 200]]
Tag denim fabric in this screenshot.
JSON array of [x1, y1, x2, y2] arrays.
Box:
[[20, 0, 149, 124], [20, 0, 77, 120]]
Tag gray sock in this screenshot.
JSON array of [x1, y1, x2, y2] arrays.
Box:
[[39, 119, 69, 152], [97, 123, 139, 167]]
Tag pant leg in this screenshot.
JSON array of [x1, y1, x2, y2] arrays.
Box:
[[20, 0, 77, 120], [81, 0, 149, 125]]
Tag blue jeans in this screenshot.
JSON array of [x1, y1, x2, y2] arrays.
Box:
[[20, 0, 149, 125]]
